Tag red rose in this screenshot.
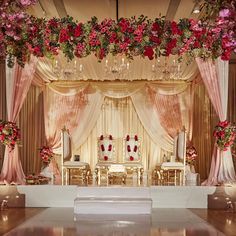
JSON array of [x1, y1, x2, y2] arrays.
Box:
[[126, 135, 130, 141], [101, 144, 105, 151], [144, 46, 154, 60], [104, 156, 108, 161], [74, 23, 83, 37], [59, 28, 70, 43], [218, 131, 225, 138], [130, 156, 134, 161], [150, 35, 161, 45], [151, 22, 160, 32], [219, 120, 229, 128], [127, 145, 131, 152]]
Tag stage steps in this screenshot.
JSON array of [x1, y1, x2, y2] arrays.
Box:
[[74, 186, 152, 214]]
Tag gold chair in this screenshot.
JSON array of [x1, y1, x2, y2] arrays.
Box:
[[61, 127, 91, 185], [160, 127, 187, 185]]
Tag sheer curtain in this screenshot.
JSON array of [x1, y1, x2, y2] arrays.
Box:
[[0, 57, 37, 184], [76, 97, 163, 171], [196, 57, 236, 185]]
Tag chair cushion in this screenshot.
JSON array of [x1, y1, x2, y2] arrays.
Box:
[[63, 161, 89, 167], [161, 162, 184, 168]]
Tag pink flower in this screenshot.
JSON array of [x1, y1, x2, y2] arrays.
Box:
[[20, 0, 37, 6], [219, 9, 230, 18]]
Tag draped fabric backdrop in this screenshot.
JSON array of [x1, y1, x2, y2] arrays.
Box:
[[196, 58, 236, 185], [19, 85, 45, 175], [0, 57, 37, 184], [77, 97, 162, 171], [0, 60, 7, 170]]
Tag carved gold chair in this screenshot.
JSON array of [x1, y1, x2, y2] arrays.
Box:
[[61, 127, 91, 185], [153, 127, 187, 185]]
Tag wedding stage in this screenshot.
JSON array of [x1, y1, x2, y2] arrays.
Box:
[[15, 185, 217, 209]]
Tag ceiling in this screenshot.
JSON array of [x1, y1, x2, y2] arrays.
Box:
[[29, 0, 199, 22]]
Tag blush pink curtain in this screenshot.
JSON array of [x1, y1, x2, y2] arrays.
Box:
[[147, 87, 182, 138], [43, 86, 88, 184], [0, 57, 37, 184], [196, 57, 236, 185]]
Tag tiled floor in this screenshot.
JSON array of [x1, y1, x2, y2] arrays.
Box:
[[2, 208, 232, 236]]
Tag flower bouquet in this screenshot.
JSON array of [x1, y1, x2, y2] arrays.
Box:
[[39, 146, 54, 164], [0, 120, 20, 150], [186, 145, 197, 165], [213, 120, 236, 151]]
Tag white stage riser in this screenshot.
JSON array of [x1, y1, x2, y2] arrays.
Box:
[[17, 186, 217, 208]]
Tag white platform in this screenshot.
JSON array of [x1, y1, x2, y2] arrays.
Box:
[[16, 185, 219, 208], [74, 187, 152, 214]]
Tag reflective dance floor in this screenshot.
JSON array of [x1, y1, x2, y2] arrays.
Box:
[[2, 207, 235, 236]]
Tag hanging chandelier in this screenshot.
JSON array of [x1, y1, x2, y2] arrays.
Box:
[[151, 57, 182, 80], [52, 59, 84, 80], [104, 56, 130, 80]]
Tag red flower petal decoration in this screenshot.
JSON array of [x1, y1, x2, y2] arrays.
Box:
[[109, 135, 113, 140], [104, 156, 108, 161], [108, 144, 112, 151], [130, 156, 134, 161], [126, 135, 130, 141], [100, 135, 104, 140], [101, 144, 105, 151], [127, 145, 131, 152], [134, 145, 137, 152], [134, 135, 138, 141]]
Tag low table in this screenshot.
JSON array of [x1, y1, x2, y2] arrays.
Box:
[[95, 163, 143, 185]]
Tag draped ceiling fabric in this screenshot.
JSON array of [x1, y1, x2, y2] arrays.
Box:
[[0, 57, 37, 184], [196, 58, 236, 185]]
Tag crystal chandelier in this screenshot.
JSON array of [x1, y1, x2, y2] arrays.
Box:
[[104, 56, 130, 80], [52, 59, 84, 80], [151, 57, 182, 80]]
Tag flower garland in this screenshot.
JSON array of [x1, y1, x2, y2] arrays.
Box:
[[213, 120, 236, 151], [99, 135, 113, 161], [39, 146, 54, 164], [0, 120, 20, 150], [186, 145, 197, 165], [0, 0, 235, 68], [126, 135, 139, 161]]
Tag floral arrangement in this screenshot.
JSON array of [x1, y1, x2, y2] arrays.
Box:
[[126, 135, 139, 161], [0, 120, 20, 150], [99, 135, 113, 161], [186, 145, 197, 165], [25, 174, 50, 184], [0, 0, 235, 68], [39, 146, 54, 164], [213, 120, 236, 151]]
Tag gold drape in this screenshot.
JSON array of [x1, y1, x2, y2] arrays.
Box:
[[0, 60, 6, 170], [19, 85, 45, 175], [228, 61, 236, 169], [192, 81, 213, 180]]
